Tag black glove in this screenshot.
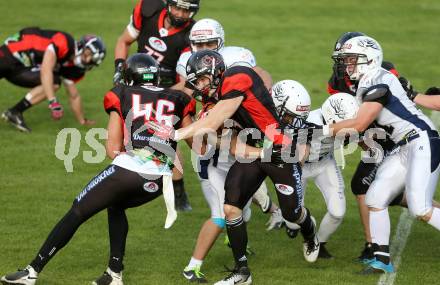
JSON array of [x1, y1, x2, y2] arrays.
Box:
[[425, 86, 440, 95], [399, 76, 418, 101], [113, 59, 125, 85]]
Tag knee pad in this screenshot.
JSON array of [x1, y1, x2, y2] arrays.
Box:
[[212, 218, 226, 229]]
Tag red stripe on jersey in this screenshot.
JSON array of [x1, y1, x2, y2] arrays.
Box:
[[7, 34, 52, 53], [51, 32, 70, 59], [389, 68, 399, 78], [221, 73, 287, 145], [327, 83, 339, 95], [133, 0, 143, 30], [183, 98, 196, 117], [104, 91, 122, 116], [157, 9, 191, 37]]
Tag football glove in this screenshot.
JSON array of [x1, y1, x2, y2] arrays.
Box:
[[48, 98, 63, 120], [399, 76, 418, 101], [113, 59, 125, 85]]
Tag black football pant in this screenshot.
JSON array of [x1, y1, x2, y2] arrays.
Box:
[[224, 159, 314, 267], [29, 165, 163, 273]]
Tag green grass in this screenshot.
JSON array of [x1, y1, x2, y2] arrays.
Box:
[[1, 0, 440, 284]]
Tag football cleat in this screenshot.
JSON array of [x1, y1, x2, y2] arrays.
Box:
[[2, 109, 31, 132], [265, 208, 284, 231], [1, 265, 38, 285], [214, 266, 252, 285], [92, 268, 123, 285], [361, 259, 394, 274], [303, 216, 320, 263], [357, 242, 374, 264], [175, 191, 192, 212], [183, 266, 207, 283], [318, 243, 333, 259]]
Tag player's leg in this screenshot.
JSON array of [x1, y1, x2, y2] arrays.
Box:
[[214, 161, 265, 285], [252, 182, 284, 230], [173, 145, 192, 211], [93, 174, 163, 285], [313, 157, 345, 259], [363, 154, 406, 274], [406, 132, 440, 228], [264, 162, 320, 263], [350, 158, 380, 262], [183, 161, 225, 283]]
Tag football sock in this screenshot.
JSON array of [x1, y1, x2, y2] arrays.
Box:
[[173, 178, 185, 197], [299, 208, 314, 240], [226, 215, 248, 268], [108, 207, 128, 273], [370, 209, 391, 264], [317, 212, 343, 243], [11, 96, 32, 113], [428, 207, 440, 230], [187, 257, 203, 269]]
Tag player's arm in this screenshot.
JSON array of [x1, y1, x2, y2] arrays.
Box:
[[64, 81, 95, 125], [175, 97, 244, 141], [41, 46, 58, 102], [413, 94, 440, 111], [253, 66, 272, 91], [229, 134, 262, 159], [180, 114, 208, 155], [106, 111, 124, 159], [115, 29, 137, 61]]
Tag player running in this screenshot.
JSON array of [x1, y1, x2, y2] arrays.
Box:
[[1, 27, 105, 132]]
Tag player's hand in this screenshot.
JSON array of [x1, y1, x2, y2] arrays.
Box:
[[48, 99, 64, 120], [425, 86, 440, 95], [113, 59, 125, 85], [80, 118, 96, 126], [146, 120, 176, 141], [399, 76, 418, 101]]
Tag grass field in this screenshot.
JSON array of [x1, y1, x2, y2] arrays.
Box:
[[1, 0, 440, 284]]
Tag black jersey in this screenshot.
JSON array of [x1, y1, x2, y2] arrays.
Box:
[[104, 84, 196, 153], [6, 27, 75, 66], [218, 66, 287, 146], [130, 0, 194, 87]]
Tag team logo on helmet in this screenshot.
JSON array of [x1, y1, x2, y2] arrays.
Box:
[[358, 38, 380, 50], [296, 105, 310, 112], [148, 37, 167, 52], [272, 84, 286, 102], [329, 98, 346, 120], [275, 184, 294, 195], [143, 182, 159, 193], [201, 54, 215, 66]]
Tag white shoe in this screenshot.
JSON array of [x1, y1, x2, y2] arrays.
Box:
[[1, 265, 38, 285], [92, 268, 123, 285], [303, 216, 320, 263], [266, 208, 284, 231], [214, 266, 252, 285]]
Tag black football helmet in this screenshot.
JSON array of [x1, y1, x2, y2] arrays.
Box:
[[123, 53, 160, 86], [331, 31, 366, 79], [185, 50, 225, 100], [76, 35, 106, 70], [166, 0, 200, 27]]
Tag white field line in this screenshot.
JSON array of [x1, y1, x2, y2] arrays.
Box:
[[377, 208, 414, 285]]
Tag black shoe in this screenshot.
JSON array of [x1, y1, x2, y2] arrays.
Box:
[[2, 109, 31, 132], [175, 191, 192, 212], [318, 243, 333, 259], [357, 242, 374, 264]]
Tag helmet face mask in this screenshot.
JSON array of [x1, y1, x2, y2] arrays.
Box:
[[333, 36, 383, 81], [189, 18, 225, 52], [271, 80, 311, 129], [186, 50, 225, 101], [123, 53, 160, 86], [167, 0, 199, 27], [332, 31, 365, 80]]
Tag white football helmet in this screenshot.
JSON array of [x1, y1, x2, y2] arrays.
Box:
[[321, 93, 359, 124], [335, 36, 383, 81], [271, 80, 311, 128], [189, 18, 225, 51]]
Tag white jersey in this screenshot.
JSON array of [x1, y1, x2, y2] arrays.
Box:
[[357, 68, 436, 143], [306, 109, 335, 161], [176, 46, 257, 79]]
